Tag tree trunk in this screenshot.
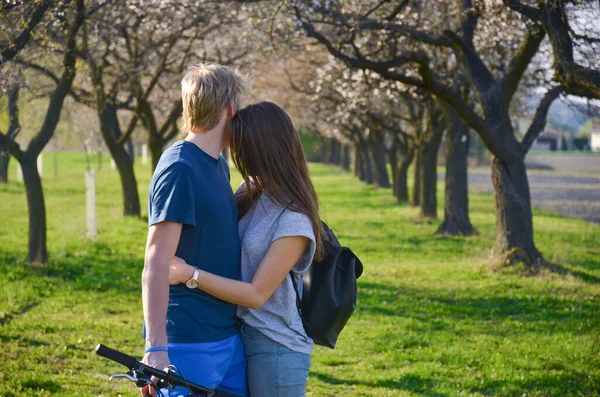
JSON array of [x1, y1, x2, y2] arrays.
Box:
[[0, 154, 9, 183], [395, 146, 414, 203], [419, 140, 439, 219], [342, 144, 351, 171], [369, 140, 391, 188], [418, 102, 445, 219], [436, 108, 476, 236], [321, 138, 330, 164], [149, 135, 163, 172], [411, 150, 421, 207], [126, 138, 135, 164], [21, 158, 47, 263], [354, 145, 362, 178], [100, 105, 141, 217], [329, 139, 341, 165], [359, 138, 374, 185], [115, 147, 141, 217], [492, 157, 542, 265], [388, 148, 398, 194], [359, 150, 367, 181]]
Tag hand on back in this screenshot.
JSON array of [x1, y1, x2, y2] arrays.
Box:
[[169, 256, 194, 285]]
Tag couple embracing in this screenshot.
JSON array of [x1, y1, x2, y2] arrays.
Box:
[[141, 63, 322, 397]]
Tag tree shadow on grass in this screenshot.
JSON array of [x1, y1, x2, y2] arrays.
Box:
[[20, 376, 62, 393], [357, 282, 600, 336], [0, 302, 40, 326], [543, 261, 600, 284], [352, 282, 600, 396], [311, 371, 450, 397], [493, 258, 600, 284], [0, 332, 49, 347], [0, 182, 26, 195], [469, 371, 598, 396], [0, 242, 142, 295]]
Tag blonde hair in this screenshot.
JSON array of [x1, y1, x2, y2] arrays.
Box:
[[181, 63, 247, 132]]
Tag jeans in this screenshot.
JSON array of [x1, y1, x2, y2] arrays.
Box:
[[240, 323, 311, 397]]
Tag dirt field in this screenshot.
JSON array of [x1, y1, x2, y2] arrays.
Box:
[[467, 170, 600, 224]]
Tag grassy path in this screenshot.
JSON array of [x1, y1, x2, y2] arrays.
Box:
[[0, 153, 599, 396]]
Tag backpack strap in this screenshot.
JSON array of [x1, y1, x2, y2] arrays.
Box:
[[289, 271, 305, 322]]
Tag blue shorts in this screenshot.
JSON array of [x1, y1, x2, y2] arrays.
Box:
[[160, 333, 248, 397]]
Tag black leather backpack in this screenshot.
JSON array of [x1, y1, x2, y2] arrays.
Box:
[[290, 222, 363, 349]]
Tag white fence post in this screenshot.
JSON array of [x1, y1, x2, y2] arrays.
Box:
[[16, 163, 23, 182], [110, 159, 116, 170], [37, 153, 43, 178], [142, 144, 148, 165], [86, 170, 97, 239]]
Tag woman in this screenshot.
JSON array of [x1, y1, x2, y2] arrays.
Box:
[[169, 101, 323, 397]]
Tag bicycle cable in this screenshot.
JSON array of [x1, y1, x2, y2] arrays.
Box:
[[165, 364, 198, 397]]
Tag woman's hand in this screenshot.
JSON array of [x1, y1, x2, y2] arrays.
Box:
[[169, 256, 195, 285]]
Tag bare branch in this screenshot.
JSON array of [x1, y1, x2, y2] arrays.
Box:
[[501, 27, 546, 106], [503, 0, 543, 21], [117, 114, 138, 146], [444, 29, 496, 91], [386, 0, 410, 21], [158, 101, 183, 139], [27, 0, 86, 157], [0, 0, 54, 65], [521, 86, 564, 153], [85, 0, 114, 18], [356, 20, 452, 47]]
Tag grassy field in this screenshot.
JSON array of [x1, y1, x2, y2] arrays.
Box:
[[0, 152, 599, 397]]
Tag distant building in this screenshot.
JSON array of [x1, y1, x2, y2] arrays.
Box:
[[591, 133, 600, 152], [531, 131, 560, 151], [590, 120, 600, 152]]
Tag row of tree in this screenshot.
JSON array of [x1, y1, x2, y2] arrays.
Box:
[[286, 0, 599, 268], [0, 0, 267, 263], [1, 0, 599, 271]]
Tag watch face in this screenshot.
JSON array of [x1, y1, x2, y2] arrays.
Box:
[[186, 279, 198, 289]]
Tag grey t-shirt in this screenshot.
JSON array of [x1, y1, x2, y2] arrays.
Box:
[[236, 193, 316, 354]]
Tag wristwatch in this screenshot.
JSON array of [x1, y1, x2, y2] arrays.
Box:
[[186, 267, 200, 289]]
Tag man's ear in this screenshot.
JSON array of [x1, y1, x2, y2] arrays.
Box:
[[227, 99, 236, 118]]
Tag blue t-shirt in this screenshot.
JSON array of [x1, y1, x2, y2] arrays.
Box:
[[148, 140, 240, 343]]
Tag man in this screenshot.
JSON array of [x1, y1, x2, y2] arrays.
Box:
[[141, 64, 247, 397]]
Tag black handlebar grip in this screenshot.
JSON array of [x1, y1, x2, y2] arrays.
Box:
[[95, 344, 139, 370]]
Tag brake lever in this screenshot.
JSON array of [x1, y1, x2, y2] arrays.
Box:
[[110, 372, 141, 383], [109, 372, 154, 388]]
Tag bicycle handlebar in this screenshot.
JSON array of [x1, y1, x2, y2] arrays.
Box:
[[95, 343, 239, 397], [96, 344, 139, 369]]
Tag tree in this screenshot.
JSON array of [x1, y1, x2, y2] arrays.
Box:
[[0, 85, 20, 183], [416, 98, 445, 219], [506, 0, 600, 99], [115, 2, 253, 171], [0, 0, 96, 263], [293, 0, 563, 265], [74, 1, 265, 216], [436, 102, 477, 235]]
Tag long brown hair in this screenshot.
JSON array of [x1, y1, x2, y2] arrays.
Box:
[[231, 101, 323, 260]]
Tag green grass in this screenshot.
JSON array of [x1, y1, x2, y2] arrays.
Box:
[[0, 153, 599, 396]]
